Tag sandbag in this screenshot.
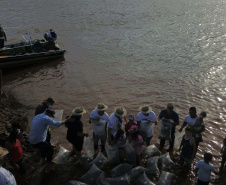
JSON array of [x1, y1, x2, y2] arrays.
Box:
[[110, 163, 133, 178], [127, 166, 148, 182], [95, 172, 110, 185], [105, 146, 120, 165], [64, 180, 88, 185], [156, 171, 175, 185], [159, 120, 172, 140], [159, 152, 176, 171], [89, 152, 108, 169], [52, 145, 71, 164], [147, 156, 160, 175], [135, 172, 155, 185], [174, 130, 185, 152], [78, 156, 92, 170], [52, 109, 64, 121], [80, 164, 103, 185], [83, 137, 95, 159], [124, 142, 137, 165], [105, 174, 130, 185], [143, 144, 161, 158]]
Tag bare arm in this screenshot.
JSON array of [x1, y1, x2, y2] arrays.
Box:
[[191, 137, 196, 159], [179, 121, 187, 132]]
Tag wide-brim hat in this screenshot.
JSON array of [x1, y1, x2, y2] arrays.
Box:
[[139, 105, 152, 114], [95, 103, 108, 111], [72, 107, 86, 116], [114, 107, 127, 117], [0, 147, 9, 158]]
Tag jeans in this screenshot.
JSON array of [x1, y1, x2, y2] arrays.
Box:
[[33, 141, 54, 162], [93, 132, 107, 150]]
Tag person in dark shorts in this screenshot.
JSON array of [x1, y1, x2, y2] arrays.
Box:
[[65, 107, 89, 156]]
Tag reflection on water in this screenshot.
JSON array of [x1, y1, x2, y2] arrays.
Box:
[[1, 0, 226, 171]]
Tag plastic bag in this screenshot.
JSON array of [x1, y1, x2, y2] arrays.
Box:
[[78, 156, 92, 170], [124, 142, 137, 165], [159, 120, 172, 140], [174, 130, 185, 152], [146, 156, 160, 175], [143, 144, 161, 158], [105, 174, 130, 185], [64, 180, 88, 185], [105, 146, 120, 165], [159, 152, 176, 171], [83, 137, 95, 159], [89, 152, 108, 169], [52, 145, 71, 164], [80, 164, 103, 185], [127, 166, 148, 182], [156, 170, 175, 185], [110, 163, 133, 178], [135, 172, 155, 185], [52, 109, 64, 121], [139, 120, 154, 138]]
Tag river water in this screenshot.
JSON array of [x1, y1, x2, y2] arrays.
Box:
[[1, 0, 226, 178]]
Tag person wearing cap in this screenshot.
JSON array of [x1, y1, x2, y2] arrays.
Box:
[[158, 103, 179, 152], [29, 108, 68, 168], [125, 114, 137, 137], [136, 105, 157, 146], [65, 107, 88, 156], [47, 29, 57, 42], [89, 103, 110, 153], [5, 129, 25, 185], [128, 125, 144, 165], [0, 24, 7, 49], [35, 97, 56, 144], [0, 147, 17, 185], [108, 107, 127, 144]]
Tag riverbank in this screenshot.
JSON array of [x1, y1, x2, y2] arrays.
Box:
[[1, 91, 226, 185]]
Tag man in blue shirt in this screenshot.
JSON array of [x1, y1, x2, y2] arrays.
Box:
[[29, 108, 67, 167], [158, 103, 179, 152]]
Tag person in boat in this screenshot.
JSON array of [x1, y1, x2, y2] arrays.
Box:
[[179, 107, 205, 155], [35, 97, 56, 145], [29, 108, 67, 171], [136, 105, 157, 146], [108, 107, 127, 145], [89, 103, 110, 153], [158, 103, 179, 152], [0, 147, 17, 185], [65, 107, 89, 157], [0, 24, 7, 49], [32, 39, 44, 53], [5, 129, 26, 185], [47, 29, 57, 42]]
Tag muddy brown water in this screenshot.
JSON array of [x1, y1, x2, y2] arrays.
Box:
[[1, 0, 226, 184]]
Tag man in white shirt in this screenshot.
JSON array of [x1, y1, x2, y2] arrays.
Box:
[[0, 147, 17, 185], [89, 103, 110, 152], [108, 107, 127, 144], [136, 105, 157, 146], [179, 107, 205, 153]]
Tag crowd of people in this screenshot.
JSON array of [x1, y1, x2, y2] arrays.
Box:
[[0, 98, 225, 185]]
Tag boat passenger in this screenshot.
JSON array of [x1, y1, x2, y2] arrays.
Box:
[[44, 29, 57, 42], [108, 107, 127, 145], [0, 24, 7, 49], [89, 103, 109, 153], [136, 105, 157, 146], [32, 39, 44, 53]]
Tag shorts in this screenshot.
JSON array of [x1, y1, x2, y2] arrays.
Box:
[[180, 154, 193, 164]]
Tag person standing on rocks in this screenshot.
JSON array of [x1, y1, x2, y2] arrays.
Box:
[[158, 103, 179, 152], [0, 147, 17, 185], [29, 108, 67, 171], [89, 103, 109, 153], [35, 97, 55, 145]]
